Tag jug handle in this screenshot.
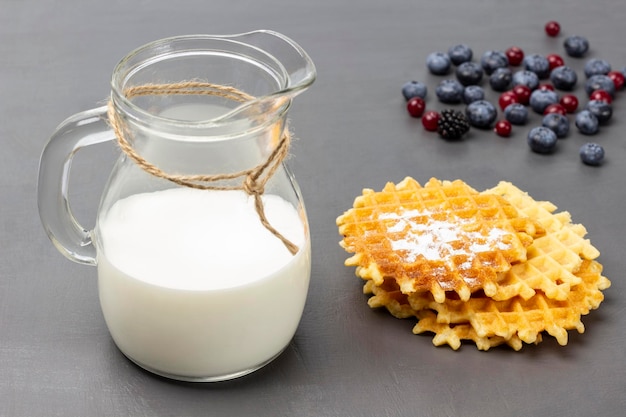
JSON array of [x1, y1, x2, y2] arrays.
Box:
[[38, 106, 116, 266]]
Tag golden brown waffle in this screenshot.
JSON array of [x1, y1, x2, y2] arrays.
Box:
[[366, 260, 609, 350], [364, 279, 414, 319], [337, 178, 544, 302], [482, 182, 601, 301], [412, 259, 610, 350], [363, 278, 534, 350], [344, 178, 610, 351]]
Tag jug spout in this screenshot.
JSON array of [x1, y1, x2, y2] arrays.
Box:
[[213, 29, 317, 124], [237, 30, 316, 95]]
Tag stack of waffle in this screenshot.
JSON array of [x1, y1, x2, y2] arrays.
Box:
[[336, 178, 610, 350]]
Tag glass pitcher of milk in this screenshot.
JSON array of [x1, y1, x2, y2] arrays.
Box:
[[37, 31, 315, 382]]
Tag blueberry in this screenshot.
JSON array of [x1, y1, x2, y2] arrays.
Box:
[[427, 52, 452, 75], [463, 85, 485, 104], [523, 54, 551, 79], [579, 143, 605, 166], [512, 70, 540, 91], [549, 66, 578, 91], [585, 74, 616, 97], [480, 50, 508, 75], [489, 67, 513, 92], [542, 113, 569, 138], [448, 44, 473, 66], [584, 100, 613, 124], [584, 58, 611, 78], [402, 81, 428, 101], [575, 110, 599, 135], [456, 62, 484, 86], [465, 100, 498, 128], [529, 89, 559, 114], [527, 126, 558, 154], [504, 103, 529, 125], [563, 35, 589, 57], [436, 79, 465, 104]]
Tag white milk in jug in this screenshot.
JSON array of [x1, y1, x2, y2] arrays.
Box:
[[95, 187, 311, 380]]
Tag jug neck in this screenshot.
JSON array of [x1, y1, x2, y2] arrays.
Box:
[[110, 31, 315, 133]]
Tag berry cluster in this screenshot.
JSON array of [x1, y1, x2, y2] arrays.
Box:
[[401, 21, 626, 166]]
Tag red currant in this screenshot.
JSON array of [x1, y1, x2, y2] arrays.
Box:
[[559, 94, 579, 113], [546, 53, 565, 71], [590, 89, 612, 104], [494, 120, 512, 137], [406, 97, 426, 118], [512, 85, 532, 105], [543, 103, 567, 116], [422, 111, 440, 131], [505, 47, 524, 66], [545, 21, 561, 37], [608, 70, 625, 90], [498, 91, 519, 111], [538, 83, 555, 91]]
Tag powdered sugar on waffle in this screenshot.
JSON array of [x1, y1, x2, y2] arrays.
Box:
[[380, 208, 512, 266]]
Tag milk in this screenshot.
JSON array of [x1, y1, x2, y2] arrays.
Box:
[[95, 188, 311, 381]]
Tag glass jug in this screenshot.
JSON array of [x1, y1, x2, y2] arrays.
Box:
[[38, 31, 316, 382]]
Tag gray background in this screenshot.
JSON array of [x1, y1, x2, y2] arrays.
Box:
[[2, 0, 625, 416]]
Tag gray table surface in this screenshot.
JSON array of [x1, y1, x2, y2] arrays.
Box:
[[2, 0, 626, 416]]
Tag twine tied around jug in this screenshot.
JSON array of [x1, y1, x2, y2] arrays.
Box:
[[106, 81, 299, 255]]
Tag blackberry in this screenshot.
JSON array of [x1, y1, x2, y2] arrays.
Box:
[[437, 109, 470, 140]]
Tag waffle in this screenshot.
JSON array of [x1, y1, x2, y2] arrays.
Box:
[[364, 279, 414, 319], [341, 178, 610, 350], [337, 178, 544, 303], [363, 277, 533, 350], [482, 182, 601, 301], [412, 259, 610, 350], [366, 259, 609, 350]]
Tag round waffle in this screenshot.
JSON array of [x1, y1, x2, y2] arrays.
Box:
[[337, 178, 544, 303]]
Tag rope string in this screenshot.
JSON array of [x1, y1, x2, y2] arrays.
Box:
[[107, 82, 299, 255]]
